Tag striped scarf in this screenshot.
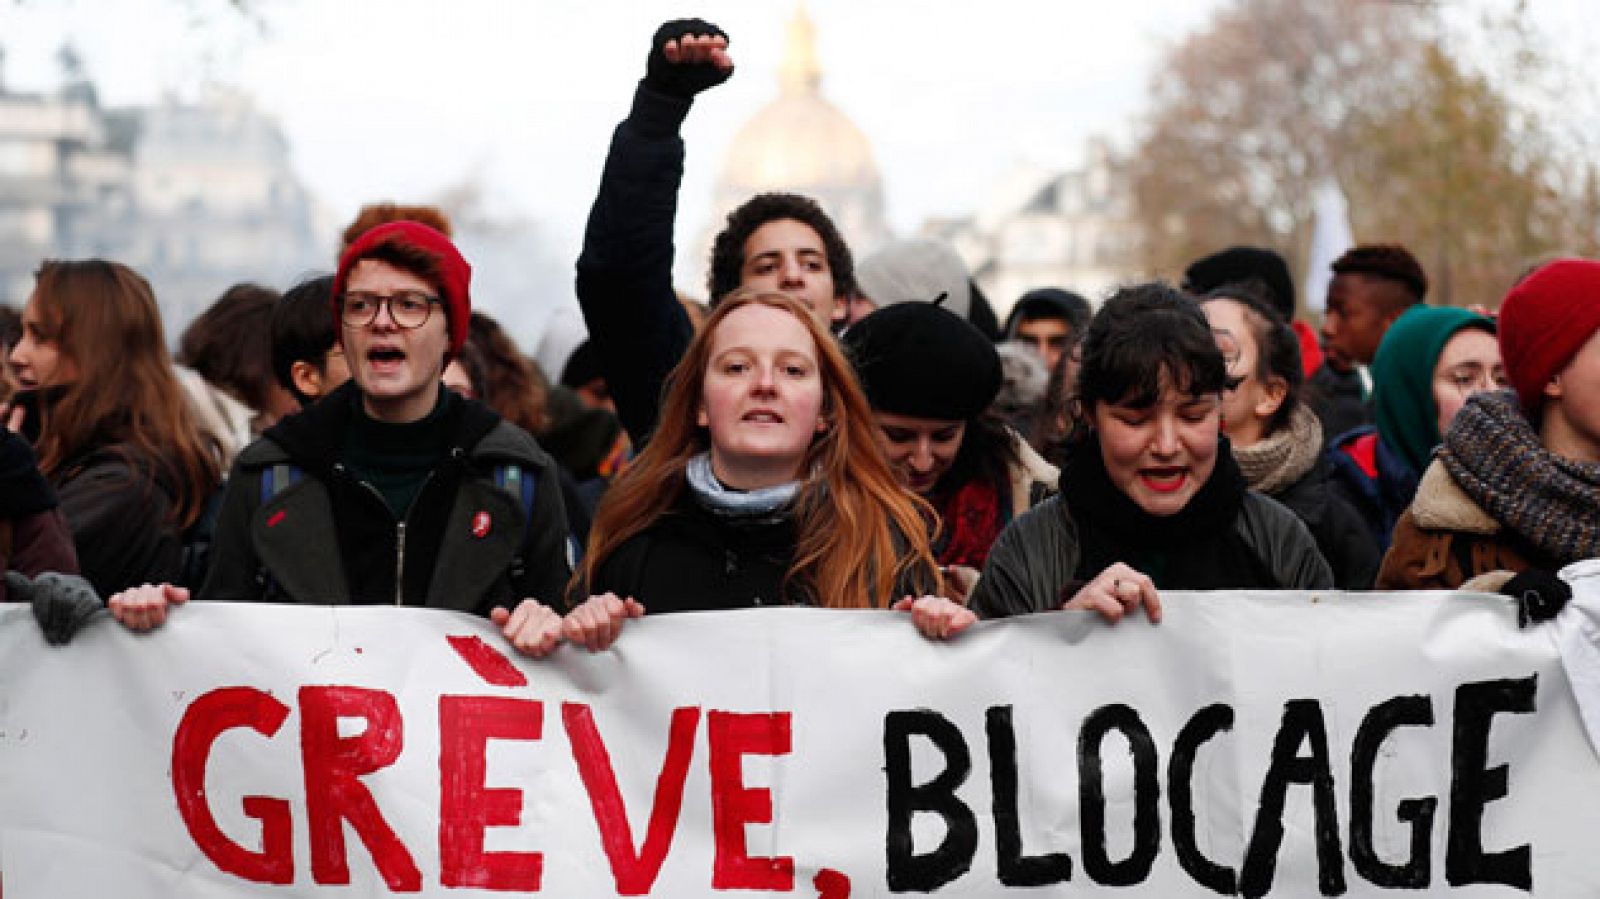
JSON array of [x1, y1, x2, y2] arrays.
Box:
[[1440, 390, 1600, 566]]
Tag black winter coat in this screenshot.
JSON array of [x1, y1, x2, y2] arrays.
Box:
[[580, 492, 799, 613], [574, 84, 697, 447], [577, 490, 931, 613], [200, 383, 572, 616], [55, 445, 185, 598], [1269, 458, 1381, 590]]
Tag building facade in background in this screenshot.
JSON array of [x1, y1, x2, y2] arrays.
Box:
[[922, 138, 1144, 321], [0, 47, 320, 330]]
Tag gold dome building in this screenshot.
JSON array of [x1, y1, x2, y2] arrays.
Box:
[[697, 5, 891, 285]]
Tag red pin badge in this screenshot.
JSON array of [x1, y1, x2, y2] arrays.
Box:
[[471, 510, 491, 538]]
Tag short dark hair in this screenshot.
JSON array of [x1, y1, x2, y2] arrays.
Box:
[[1331, 244, 1427, 308], [270, 274, 335, 406], [706, 192, 855, 303], [1079, 282, 1228, 411], [1199, 285, 1303, 435], [179, 282, 282, 412]]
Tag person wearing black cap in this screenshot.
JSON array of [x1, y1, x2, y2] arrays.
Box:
[[1003, 287, 1092, 375], [843, 299, 1058, 594], [969, 283, 1331, 622]]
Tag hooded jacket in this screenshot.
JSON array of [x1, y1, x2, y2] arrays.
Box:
[[200, 381, 571, 616]]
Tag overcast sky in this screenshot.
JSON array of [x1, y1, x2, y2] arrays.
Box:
[[0, 3, 1213, 268], [1, 0, 1595, 333]]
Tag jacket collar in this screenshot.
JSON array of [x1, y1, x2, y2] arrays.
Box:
[[1409, 459, 1500, 535]]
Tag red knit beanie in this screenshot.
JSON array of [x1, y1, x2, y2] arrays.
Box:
[[1499, 258, 1600, 416], [331, 221, 472, 358]]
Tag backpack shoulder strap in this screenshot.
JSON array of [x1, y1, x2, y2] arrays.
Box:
[[492, 464, 537, 520], [259, 463, 304, 504]]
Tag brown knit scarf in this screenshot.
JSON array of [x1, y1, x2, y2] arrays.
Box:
[[1440, 390, 1600, 566], [1233, 404, 1324, 495]]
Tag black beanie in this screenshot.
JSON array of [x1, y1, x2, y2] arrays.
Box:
[[1183, 246, 1296, 321], [842, 301, 1002, 421]]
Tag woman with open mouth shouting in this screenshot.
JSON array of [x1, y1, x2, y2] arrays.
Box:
[[970, 283, 1333, 623]]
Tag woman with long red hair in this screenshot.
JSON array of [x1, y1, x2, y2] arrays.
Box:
[[8, 260, 220, 596], [563, 289, 972, 646]]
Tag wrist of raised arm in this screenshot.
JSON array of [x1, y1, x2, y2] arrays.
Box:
[[627, 82, 693, 138]]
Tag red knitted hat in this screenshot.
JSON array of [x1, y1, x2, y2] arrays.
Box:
[[1499, 258, 1600, 416], [332, 221, 472, 357]]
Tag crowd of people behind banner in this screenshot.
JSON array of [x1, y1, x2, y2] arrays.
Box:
[[1, 18, 1596, 655]]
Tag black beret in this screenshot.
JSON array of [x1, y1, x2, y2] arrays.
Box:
[[842, 301, 1002, 421], [1183, 246, 1296, 320]]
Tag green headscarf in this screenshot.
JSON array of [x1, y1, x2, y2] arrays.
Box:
[[1371, 305, 1495, 474]]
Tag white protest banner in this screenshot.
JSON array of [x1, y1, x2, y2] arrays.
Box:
[[3, 584, 1600, 897]]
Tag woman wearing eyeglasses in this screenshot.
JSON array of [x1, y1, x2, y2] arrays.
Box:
[[1199, 286, 1380, 589], [6, 260, 219, 597], [1379, 260, 1600, 591], [106, 223, 574, 657], [1326, 304, 1503, 555]]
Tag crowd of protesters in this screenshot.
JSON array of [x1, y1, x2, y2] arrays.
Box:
[[1, 17, 1594, 655]]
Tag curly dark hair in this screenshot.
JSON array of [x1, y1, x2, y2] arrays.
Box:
[[1331, 244, 1427, 303], [1079, 282, 1228, 411], [706, 192, 855, 304]]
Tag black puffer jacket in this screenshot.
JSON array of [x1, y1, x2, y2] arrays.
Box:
[[201, 382, 571, 616]]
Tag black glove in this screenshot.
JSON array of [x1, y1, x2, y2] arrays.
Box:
[[1502, 569, 1571, 627], [7, 571, 103, 645], [644, 18, 733, 99]]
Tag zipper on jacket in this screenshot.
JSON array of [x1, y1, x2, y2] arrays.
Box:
[[395, 520, 407, 605], [338, 460, 447, 607]]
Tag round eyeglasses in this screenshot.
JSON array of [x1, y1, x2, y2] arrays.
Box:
[[340, 290, 440, 329]]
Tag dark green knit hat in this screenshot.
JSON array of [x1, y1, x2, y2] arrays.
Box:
[[1372, 305, 1495, 473]]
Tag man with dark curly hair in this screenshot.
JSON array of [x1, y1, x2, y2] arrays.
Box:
[[706, 191, 854, 316], [1320, 243, 1428, 367], [575, 18, 854, 447]]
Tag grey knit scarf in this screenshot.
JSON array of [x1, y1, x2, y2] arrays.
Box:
[[1440, 390, 1600, 566], [1233, 403, 1324, 496], [685, 452, 800, 519]]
